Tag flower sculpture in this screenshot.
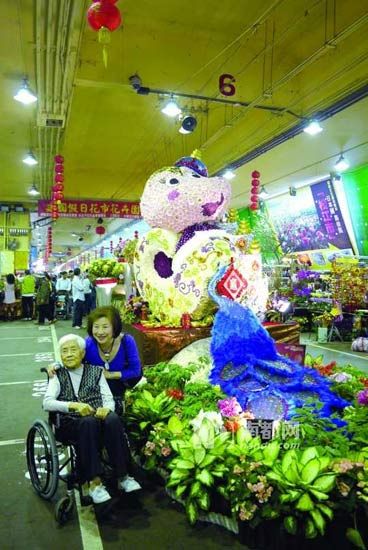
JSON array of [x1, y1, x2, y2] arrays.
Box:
[[134, 151, 266, 326]]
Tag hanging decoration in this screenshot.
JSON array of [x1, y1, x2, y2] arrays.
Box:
[[86, 0, 122, 67], [51, 154, 65, 220], [249, 170, 260, 211]]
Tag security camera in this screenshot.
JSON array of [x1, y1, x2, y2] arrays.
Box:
[[179, 115, 197, 134], [129, 74, 142, 90]]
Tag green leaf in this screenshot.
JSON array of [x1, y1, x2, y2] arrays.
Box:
[[300, 447, 318, 465], [280, 490, 301, 503], [168, 415, 183, 434], [266, 471, 284, 484], [189, 481, 202, 498], [263, 440, 280, 465], [296, 493, 314, 512], [305, 518, 317, 539], [309, 489, 329, 501], [194, 447, 206, 465], [318, 456, 331, 471], [197, 491, 210, 511], [284, 461, 299, 484], [310, 508, 326, 536], [186, 500, 198, 525], [236, 426, 252, 446], [176, 459, 195, 470], [313, 474, 336, 493], [196, 469, 214, 487], [175, 485, 187, 498], [317, 503, 333, 521], [301, 458, 321, 484], [284, 516, 297, 535], [281, 450, 298, 476], [346, 528, 367, 550], [139, 421, 150, 430], [200, 454, 217, 468], [198, 418, 215, 449]]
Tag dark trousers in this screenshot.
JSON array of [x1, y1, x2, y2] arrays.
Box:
[[22, 296, 33, 318], [57, 413, 129, 483], [84, 294, 92, 316], [72, 299, 84, 327], [38, 304, 49, 324], [48, 298, 56, 321]]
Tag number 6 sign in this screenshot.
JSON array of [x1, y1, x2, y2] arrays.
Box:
[[219, 73, 236, 96]]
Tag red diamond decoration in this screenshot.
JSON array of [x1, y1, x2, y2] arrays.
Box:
[[216, 263, 248, 300]]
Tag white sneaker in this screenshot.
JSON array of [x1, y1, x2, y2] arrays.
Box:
[[74, 326, 81, 330], [89, 484, 112, 504], [119, 475, 142, 493]]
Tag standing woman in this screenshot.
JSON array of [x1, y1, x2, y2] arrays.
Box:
[[35, 274, 51, 325], [85, 305, 142, 492], [3, 274, 17, 321]]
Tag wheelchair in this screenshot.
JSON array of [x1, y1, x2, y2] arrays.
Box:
[[26, 369, 126, 525]]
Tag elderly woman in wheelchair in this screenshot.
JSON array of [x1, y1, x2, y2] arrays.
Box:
[[27, 334, 140, 523]]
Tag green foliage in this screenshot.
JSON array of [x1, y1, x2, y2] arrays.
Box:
[[144, 362, 197, 392], [180, 382, 225, 419], [87, 258, 124, 279]]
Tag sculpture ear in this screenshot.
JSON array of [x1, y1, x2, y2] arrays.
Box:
[[153, 251, 173, 279]]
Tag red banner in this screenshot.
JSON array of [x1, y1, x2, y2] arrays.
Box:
[[38, 199, 141, 219]]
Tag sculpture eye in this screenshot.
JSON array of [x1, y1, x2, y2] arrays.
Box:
[[169, 178, 179, 185]]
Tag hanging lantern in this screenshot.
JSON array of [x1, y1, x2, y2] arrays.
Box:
[[87, 1, 122, 66], [55, 164, 64, 174], [251, 170, 260, 179], [251, 179, 260, 188], [54, 155, 64, 164], [52, 183, 64, 193], [53, 191, 64, 201], [54, 174, 64, 183], [96, 225, 106, 235]]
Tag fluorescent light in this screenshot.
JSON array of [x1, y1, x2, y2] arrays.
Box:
[[161, 100, 182, 117], [303, 120, 323, 135], [334, 154, 349, 172], [259, 185, 269, 199], [28, 183, 40, 196], [14, 80, 37, 105], [223, 170, 235, 180], [22, 151, 38, 166]]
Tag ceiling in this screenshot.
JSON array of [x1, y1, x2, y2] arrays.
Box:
[[1, 0, 368, 258]]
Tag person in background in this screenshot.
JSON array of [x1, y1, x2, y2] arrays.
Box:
[[46, 273, 57, 323], [56, 271, 72, 293], [83, 272, 93, 316], [72, 267, 85, 329], [21, 269, 35, 320], [3, 274, 17, 321], [43, 334, 133, 504], [35, 273, 51, 325]]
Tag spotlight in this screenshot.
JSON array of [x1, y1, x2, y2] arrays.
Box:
[[334, 154, 349, 172], [289, 186, 297, 196], [28, 183, 40, 196], [259, 185, 269, 199], [303, 120, 323, 135], [222, 169, 235, 180], [178, 115, 197, 134], [129, 74, 142, 90], [14, 78, 37, 105], [22, 151, 38, 166], [161, 100, 182, 117]]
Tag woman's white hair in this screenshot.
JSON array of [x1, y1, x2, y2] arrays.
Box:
[[58, 334, 86, 351]]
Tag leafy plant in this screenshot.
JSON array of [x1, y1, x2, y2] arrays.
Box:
[[166, 418, 231, 524], [180, 382, 225, 419], [266, 447, 336, 538]]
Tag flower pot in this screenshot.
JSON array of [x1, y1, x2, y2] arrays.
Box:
[[317, 326, 328, 343]]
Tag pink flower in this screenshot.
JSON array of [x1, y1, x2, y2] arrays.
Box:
[[357, 389, 368, 406], [218, 397, 242, 418]]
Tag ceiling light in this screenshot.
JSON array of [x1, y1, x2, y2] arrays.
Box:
[[71, 232, 78, 237], [259, 185, 269, 199], [28, 183, 40, 196], [22, 151, 38, 166], [223, 169, 236, 180], [178, 115, 197, 134], [303, 120, 323, 135], [161, 100, 182, 117], [14, 79, 37, 105], [334, 154, 349, 172]]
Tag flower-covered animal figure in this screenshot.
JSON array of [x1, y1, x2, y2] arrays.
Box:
[[134, 151, 247, 326]]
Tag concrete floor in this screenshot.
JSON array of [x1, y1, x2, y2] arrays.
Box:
[[0, 319, 245, 550]]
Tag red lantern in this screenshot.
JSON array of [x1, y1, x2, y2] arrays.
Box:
[[54, 155, 64, 163], [251, 170, 260, 178], [96, 226, 106, 236], [251, 197, 259, 205], [54, 164, 64, 174], [251, 179, 260, 188], [250, 203, 259, 211], [87, 1, 122, 32], [53, 191, 64, 201], [54, 174, 64, 183], [52, 183, 64, 193]]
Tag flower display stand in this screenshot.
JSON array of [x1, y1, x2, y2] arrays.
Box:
[[95, 277, 117, 307]]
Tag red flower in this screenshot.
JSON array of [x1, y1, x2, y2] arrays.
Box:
[[360, 378, 368, 388], [166, 388, 184, 400], [224, 420, 240, 433]]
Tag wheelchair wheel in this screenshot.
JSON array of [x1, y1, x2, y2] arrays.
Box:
[[26, 419, 59, 500], [55, 495, 75, 525]]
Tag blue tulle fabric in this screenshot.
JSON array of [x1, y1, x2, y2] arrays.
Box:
[[208, 267, 349, 420]]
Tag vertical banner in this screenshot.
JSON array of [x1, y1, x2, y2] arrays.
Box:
[[342, 166, 368, 255]]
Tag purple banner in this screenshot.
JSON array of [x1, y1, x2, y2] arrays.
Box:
[[311, 180, 351, 249]]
